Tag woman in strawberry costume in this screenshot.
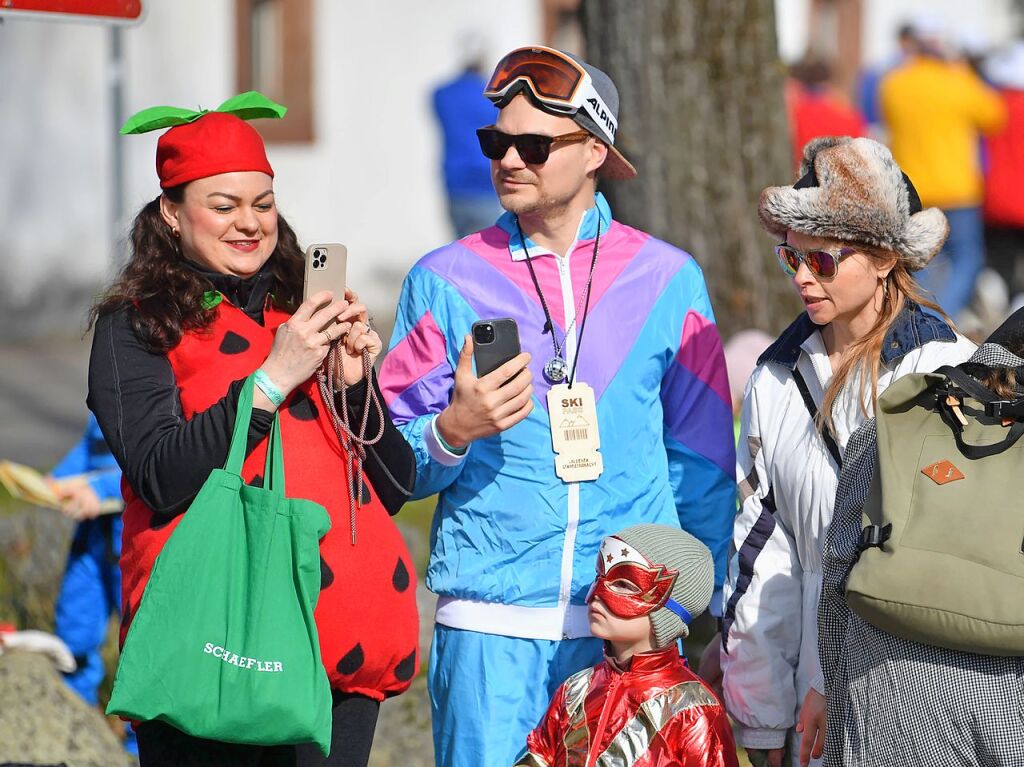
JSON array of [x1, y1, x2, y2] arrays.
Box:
[[87, 93, 419, 766]]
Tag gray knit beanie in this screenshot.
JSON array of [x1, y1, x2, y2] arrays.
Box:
[[758, 136, 949, 271], [612, 524, 714, 648]]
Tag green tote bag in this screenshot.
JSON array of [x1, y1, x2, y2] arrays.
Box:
[[107, 376, 333, 754]]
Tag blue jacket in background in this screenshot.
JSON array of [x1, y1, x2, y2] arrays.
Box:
[[51, 413, 122, 500], [432, 70, 498, 198]]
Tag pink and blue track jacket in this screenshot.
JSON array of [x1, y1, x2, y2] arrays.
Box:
[[379, 194, 735, 639]]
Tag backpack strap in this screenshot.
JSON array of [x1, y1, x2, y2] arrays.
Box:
[[791, 367, 843, 469], [855, 471, 891, 557], [935, 365, 1024, 459], [859, 523, 892, 552]]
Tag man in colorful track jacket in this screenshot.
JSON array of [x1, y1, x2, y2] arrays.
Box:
[[378, 46, 735, 767]]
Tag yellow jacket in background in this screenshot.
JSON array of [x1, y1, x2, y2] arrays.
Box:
[[880, 56, 1006, 209]]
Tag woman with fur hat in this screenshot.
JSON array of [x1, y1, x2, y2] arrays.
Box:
[[87, 94, 419, 765], [718, 136, 976, 767], [818, 307, 1024, 766]]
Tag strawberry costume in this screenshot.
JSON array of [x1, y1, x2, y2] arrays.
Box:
[[88, 93, 417, 767]]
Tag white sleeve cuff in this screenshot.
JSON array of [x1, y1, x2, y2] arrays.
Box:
[[810, 670, 825, 695], [425, 415, 469, 466], [737, 726, 788, 750]]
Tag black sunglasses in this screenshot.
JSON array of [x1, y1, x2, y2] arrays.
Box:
[[476, 126, 592, 164]]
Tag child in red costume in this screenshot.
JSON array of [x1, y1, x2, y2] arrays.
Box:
[[515, 524, 738, 767]]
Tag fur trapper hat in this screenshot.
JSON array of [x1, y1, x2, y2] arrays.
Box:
[[758, 136, 949, 271]]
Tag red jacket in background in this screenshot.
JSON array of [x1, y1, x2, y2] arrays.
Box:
[[787, 80, 868, 167], [984, 88, 1024, 227], [514, 645, 738, 767]]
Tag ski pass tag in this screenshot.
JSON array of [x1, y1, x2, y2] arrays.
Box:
[[546, 382, 603, 482]]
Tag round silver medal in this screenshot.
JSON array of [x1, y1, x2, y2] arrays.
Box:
[[544, 356, 569, 383]]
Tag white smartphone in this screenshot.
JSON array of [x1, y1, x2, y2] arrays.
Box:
[[303, 243, 348, 308]]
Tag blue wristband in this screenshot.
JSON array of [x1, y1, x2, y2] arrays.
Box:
[[253, 369, 285, 408]]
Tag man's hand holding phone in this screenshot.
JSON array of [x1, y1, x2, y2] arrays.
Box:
[[435, 335, 533, 449]]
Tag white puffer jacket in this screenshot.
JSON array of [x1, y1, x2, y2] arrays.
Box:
[[720, 305, 975, 766]]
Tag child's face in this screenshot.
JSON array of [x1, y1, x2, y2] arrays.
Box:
[[586, 536, 679, 619], [585, 535, 678, 650], [587, 593, 655, 645]]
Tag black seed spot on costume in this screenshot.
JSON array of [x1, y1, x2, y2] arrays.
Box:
[[121, 600, 132, 628], [320, 557, 334, 590], [248, 474, 264, 488], [337, 643, 364, 675], [392, 558, 410, 592], [287, 390, 318, 421], [218, 331, 250, 354], [394, 650, 417, 682], [361, 481, 371, 505]]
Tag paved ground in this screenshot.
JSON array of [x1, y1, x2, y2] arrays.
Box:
[[0, 332, 437, 764], [0, 335, 93, 471]]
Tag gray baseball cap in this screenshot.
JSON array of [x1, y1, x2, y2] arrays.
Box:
[[484, 46, 637, 180]]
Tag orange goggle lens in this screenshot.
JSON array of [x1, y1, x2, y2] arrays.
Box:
[[484, 47, 585, 107]]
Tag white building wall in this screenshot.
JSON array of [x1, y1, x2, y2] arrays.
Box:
[[4, 0, 1016, 338], [0, 1, 539, 335], [775, 0, 1018, 65]]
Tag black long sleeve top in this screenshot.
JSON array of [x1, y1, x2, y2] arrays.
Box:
[[87, 265, 415, 517]]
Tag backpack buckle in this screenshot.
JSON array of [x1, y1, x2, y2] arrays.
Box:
[[987, 397, 1024, 421], [858, 524, 892, 551]]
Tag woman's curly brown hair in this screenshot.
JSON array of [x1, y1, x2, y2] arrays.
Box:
[[90, 185, 304, 352]]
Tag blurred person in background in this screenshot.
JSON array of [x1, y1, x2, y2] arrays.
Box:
[[88, 95, 417, 766], [380, 45, 735, 767], [47, 413, 136, 755], [721, 137, 975, 767], [432, 34, 503, 238], [724, 329, 774, 440], [787, 58, 866, 170], [855, 23, 917, 138], [982, 38, 1024, 306], [880, 15, 1007, 320]]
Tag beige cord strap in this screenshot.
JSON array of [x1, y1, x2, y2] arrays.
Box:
[[316, 343, 385, 544]]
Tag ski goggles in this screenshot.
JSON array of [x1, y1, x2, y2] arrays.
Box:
[[483, 46, 618, 144], [585, 537, 691, 623], [775, 242, 857, 280], [476, 127, 592, 164]]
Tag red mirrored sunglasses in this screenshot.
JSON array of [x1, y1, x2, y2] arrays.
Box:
[[774, 243, 857, 280]]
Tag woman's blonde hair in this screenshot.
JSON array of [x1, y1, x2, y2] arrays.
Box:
[[820, 246, 949, 435]]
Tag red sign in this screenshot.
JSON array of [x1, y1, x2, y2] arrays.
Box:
[[0, 0, 143, 24]]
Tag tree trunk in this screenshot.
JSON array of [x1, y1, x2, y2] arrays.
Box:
[[582, 0, 800, 338]]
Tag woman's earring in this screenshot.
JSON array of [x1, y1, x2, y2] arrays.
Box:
[[172, 228, 180, 239]]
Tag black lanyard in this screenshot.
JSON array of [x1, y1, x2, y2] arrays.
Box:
[[515, 216, 601, 388]]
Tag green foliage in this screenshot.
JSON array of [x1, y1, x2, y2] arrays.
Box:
[[398, 496, 436, 574]]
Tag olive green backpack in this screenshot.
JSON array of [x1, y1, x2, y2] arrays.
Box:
[[845, 364, 1024, 655]]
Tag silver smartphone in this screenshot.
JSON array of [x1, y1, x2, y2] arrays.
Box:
[[303, 243, 348, 308]]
